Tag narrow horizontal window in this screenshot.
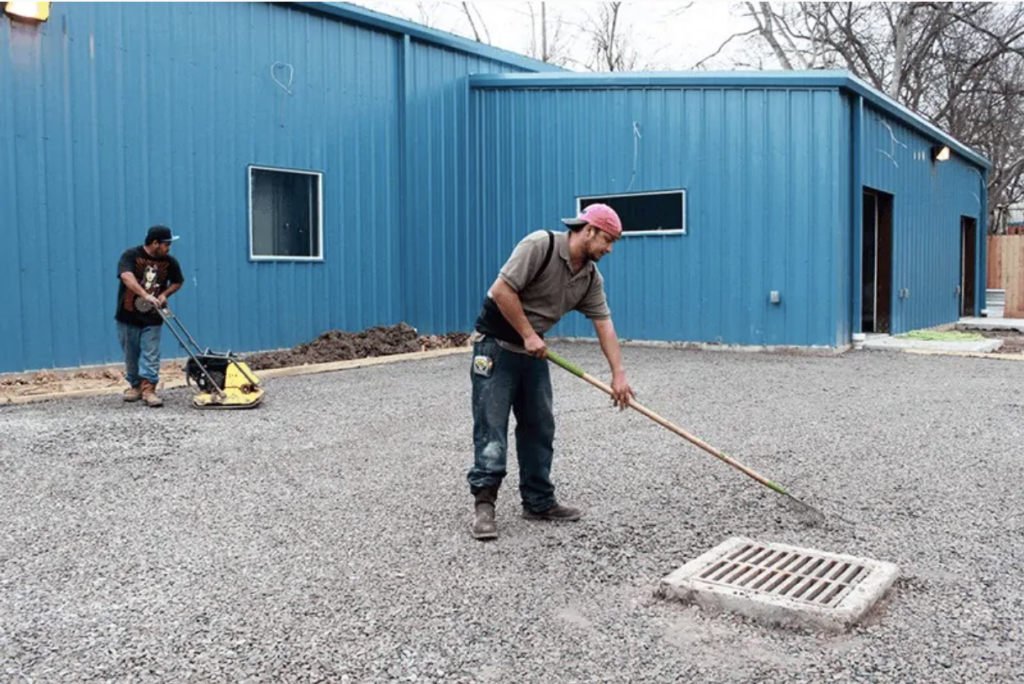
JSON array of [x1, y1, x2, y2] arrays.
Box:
[[249, 165, 323, 260], [578, 189, 687, 235]]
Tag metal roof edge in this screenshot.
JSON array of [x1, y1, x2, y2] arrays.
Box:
[[467, 70, 851, 89], [469, 70, 991, 170], [288, 2, 564, 73], [842, 73, 990, 170]]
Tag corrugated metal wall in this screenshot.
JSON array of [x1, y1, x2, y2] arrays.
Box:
[[469, 86, 847, 347], [0, 2, 530, 373], [0, 3, 990, 371], [859, 101, 984, 334], [400, 44, 524, 336], [836, 96, 853, 344]]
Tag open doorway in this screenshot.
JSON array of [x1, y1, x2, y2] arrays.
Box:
[[961, 216, 977, 317], [862, 189, 893, 333]]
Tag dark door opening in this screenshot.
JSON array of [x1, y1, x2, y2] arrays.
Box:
[[961, 216, 977, 317], [862, 189, 893, 333]]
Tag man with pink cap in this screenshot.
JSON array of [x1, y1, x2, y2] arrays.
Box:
[[467, 203, 636, 540]]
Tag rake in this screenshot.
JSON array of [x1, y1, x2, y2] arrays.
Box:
[[546, 350, 834, 523]]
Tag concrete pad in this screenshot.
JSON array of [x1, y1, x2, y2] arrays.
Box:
[[661, 537, 900, 633], [957, 317, 1024, 332], [862, 335, 1003, 353]]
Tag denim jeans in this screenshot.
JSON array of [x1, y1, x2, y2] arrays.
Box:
[[117, 321, 162, 386], [467, 336, 557, 512]]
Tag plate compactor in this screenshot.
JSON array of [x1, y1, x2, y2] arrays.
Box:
[[158, 307, 264, 410]]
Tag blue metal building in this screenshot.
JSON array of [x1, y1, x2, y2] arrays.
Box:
[[468, 73, 990, 348], [1, 2, 990, 373]]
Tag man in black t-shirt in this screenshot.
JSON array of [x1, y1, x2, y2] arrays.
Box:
[[115, 225, 184, 407]]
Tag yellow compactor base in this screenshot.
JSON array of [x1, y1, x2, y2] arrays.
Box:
[[192, 362, 264, 410]]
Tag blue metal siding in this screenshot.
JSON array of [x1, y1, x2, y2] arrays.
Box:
[[469, 87, 846, 347], [837, 95, 854, 345], [0, 2, 532, 373], [860, 104, 984, 334], [400, 44, 527, 336], [1, 4, 992, 372]]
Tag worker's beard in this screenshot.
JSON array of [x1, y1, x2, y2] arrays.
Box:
[[585, 240, 607, 263]]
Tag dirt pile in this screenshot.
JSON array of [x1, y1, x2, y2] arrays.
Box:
[[244, 324, 470, 370], [1, 324, 467, 401], [0, 363, 185, 403], [420, 331, 471, 351]]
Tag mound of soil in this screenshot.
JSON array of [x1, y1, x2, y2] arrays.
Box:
[[420, 331, 471, 351], [0, 324, 469, 402], [244, 324, 470, 370]]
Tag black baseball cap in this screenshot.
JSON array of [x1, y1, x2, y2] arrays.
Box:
[[146, 225, 180, 244]]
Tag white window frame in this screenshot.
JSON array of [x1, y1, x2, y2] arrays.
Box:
[[576, 189, 687, 236], [248, 164, 325, 262]]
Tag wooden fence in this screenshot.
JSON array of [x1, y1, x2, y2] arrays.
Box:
[[988, 235, 1024, 318]]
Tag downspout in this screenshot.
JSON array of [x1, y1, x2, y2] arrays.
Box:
[[851, 95, 864, 340], [979, 167, 988, 315], [398, 34, 412, 324]]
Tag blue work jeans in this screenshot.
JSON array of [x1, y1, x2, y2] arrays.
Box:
[[468, 336, 557, 512], [117, 321, 162, 387]]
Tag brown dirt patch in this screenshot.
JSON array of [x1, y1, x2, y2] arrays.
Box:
[[0, 323, 469, 402], [972, 330, 1024, 354], [245, 323, 469, 370], [0, 362, 185, 404]]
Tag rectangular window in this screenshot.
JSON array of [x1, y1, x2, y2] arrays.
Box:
[[249, 165, 323, 260], [578, 189, 686, 236]]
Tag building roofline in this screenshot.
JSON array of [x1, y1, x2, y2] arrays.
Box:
[[468, 70, 991, 170], [289, 2, 564, 73]]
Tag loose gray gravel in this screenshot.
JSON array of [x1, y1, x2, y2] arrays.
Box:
[[1, 342, 1022, 683]]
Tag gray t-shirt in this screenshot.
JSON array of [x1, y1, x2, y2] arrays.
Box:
[[488, 230, 611, 348]]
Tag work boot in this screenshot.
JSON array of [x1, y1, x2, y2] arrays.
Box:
[[123, 385, 142, 402], [471, 488, 499, 540], [522, 502, 582, 522], [140, 380, 163, 408]]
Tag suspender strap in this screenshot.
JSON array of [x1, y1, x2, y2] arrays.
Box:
[[474, 231, 554, 345]]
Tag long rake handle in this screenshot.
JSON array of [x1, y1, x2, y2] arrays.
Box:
[[547, 350, 790, 496]]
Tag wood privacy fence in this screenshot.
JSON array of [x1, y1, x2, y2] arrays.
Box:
[[988, 235, 1024, 318]]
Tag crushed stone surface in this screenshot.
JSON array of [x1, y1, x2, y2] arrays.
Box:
[[1, 343, 1022, 682]]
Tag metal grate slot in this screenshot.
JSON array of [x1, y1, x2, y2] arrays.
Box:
[[805, 580, 832, 603], [737, 567, 766, 588]]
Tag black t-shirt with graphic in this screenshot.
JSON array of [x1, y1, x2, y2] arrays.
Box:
[[114, 246, 184, 327]]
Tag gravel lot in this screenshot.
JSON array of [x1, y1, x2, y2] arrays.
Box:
[[1, 342, 1022, 683]]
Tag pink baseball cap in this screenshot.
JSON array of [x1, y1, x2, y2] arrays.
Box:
[[561, 203, 623, 238]]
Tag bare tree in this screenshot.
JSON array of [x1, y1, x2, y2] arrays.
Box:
[[460, 2, 490, 44], [580, 2, 645, 72], [414, 2, 442, 29], [526, 2, 571, 66], [714, 2, 1024, 232]]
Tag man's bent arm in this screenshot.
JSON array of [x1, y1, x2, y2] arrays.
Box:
[[120, 272, 152, 300], [593, 318, 625, 377], [162, 283, 182, 301], [489, 278, 539, 342]]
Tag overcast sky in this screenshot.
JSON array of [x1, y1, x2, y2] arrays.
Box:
[[347, 1, 763, 71]]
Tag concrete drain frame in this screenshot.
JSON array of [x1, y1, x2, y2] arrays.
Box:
[[661, 537, 899, 632]]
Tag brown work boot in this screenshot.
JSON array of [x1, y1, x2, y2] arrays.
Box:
[[471, 488, 499, 540], [522, 502, 582, 522], [140, 380, 163, 408], [123, 385, 142, 402]]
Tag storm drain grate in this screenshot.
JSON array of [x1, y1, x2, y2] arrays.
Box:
[[661, 537, 899, 632], [697, 542, 869, 608]]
